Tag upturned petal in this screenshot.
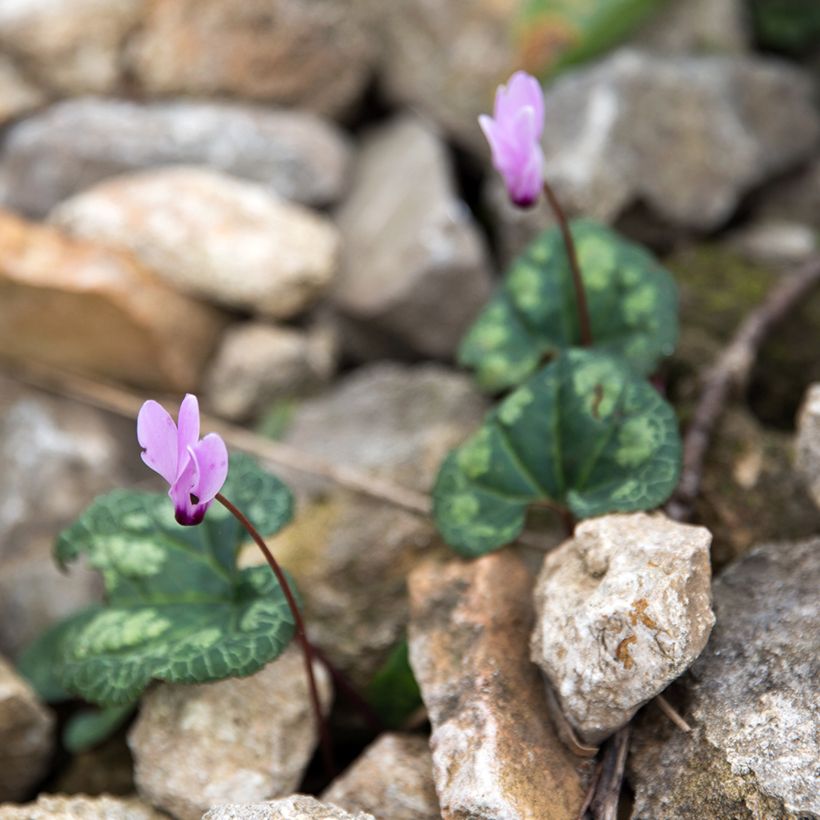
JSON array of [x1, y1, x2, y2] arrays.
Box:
[[176, 393, 200, 479], [137, 400, 178, 484], [190, 433, 229, 504], [169, 446, 209, 526]]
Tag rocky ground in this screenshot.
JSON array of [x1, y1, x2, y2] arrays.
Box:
[[0, 0, 819, 818]]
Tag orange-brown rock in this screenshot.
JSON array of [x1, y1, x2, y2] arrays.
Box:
[[408, 551, 586, 820], [0, 210, 226, 391]]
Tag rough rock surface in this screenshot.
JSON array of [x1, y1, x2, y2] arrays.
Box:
[[0, 209, 225, 391], [0, 0, 142, 94], [129, 647, 331, 820], [334, 116, 492, 359], [0, 99, 352, 218], [250, 364, 488, 686], [204, 321, 337, 421], [796, 383, 820, 509], [128, 0, 374, 117], [489, 50, 820, 259], [630, 537, 820, 819], [0, 794, 164, 819], [408, 552, 586, 819], [0, 655, 54, 802], [321, 733, 439, 819], [0, 55, 45, 126], [51, 167, 339, 318], [531, 513, 714, 745], [635, 0, 749, 54], [202, 796, 374, 820]]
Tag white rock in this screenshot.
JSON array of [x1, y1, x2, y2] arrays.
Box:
[[531, 512, 714, 745], [0, 794, 164, 819], [128, 646, 332, 820], [796, 383, 820, 509], [50, 167, 339, 318], [201, 796, 374, 820]]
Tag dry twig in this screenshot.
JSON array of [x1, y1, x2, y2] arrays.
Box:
[[667, 254, 820, 521], [655, 693, 692, 733], [589, 726, 630, 820]]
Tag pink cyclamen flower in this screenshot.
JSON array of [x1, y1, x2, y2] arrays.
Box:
[[479, 71, 545, 208], [137, 394, 228, 526]]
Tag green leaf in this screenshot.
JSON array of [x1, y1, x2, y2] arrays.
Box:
[[367, 641, 422, 730], [51, 453, 298, 706], [63, 702, 136, 754], [516, 0, 668, 78], [434, 349, 681, 556], [460, 220, 678, 392]]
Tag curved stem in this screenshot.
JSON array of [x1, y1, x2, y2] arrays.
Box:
[[542, 180, 593, 347], [215, 493, 335, 778]]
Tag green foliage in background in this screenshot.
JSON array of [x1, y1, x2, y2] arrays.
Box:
[[516, 0, 669, 78], [19, 454, 296, 707], [367, 641, 423, 729], [435, 349, 681, 556], [749, 0, 820, 53], [459, 220, 678, 392]]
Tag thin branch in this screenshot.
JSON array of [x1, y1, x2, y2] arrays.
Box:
[[655, 693, 692, 733], [589, 726, 630, 820], [667, 255, 820, 522]]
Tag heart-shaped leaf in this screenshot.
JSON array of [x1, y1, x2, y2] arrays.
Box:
[[434, 349, 681, 556], [43, 453, 297, 706], [459, 219, 678, 392]]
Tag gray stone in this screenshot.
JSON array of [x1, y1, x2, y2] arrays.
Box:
[[333, 116, 492, 360], [728, 219, 818, 267], [408, 552, 586, 819], [202, 796, 374, 820], [0, 55, 45, 126], [489, 50, 820, 259], [128, 646, 332, 820], [531, 513, 714, 746], [756, 156, 820, 232], [0, 655, 54, 802], [796, 383, 820, 509], [128, 0, 374, 118], [0, 0, 142, 94], [249, 364, 488, 686], [630, 537, 820, 819], [321, 733, 439, 819], [50, 167, 339, 319], [0, 794, 164, 819], [0, 209, 227, 391], [0, 98, 352, 218], [203, 321, 337, 422]]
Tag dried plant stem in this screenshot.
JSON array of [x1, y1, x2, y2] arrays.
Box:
[[667, 254, 820, 522], [589, 726, 630, 820], [542, 179, 593, 347], [655, 693, 692, 733], [215, 492, 335, 779], [2, 358, 555, 550]]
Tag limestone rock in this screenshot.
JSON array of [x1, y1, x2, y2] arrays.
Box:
[[0, 794, 164, 819], [0, 55, 45, 126], [489, 50, 820, 258], [796, 383, 820, 509], [408, 552, 586, 819], [334, 116, 492, 360], [0, 210, 225, 392], [128, 0, 374, 117], [630, 537, 820, 818], [531, 513, 714, 745], [128, 646, 332, 820], [0, 98, 352, 218], [0, 655, 54, 802], [0, 0, 142, 94], [204, 321, 337, 422], [202, 796, 374, 820], [51, 167, 339, 318], [321, 733, 439, 819], [252, 364, 488, 685]]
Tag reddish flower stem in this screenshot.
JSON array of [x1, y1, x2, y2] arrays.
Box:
[[542, 180, 593, 347], [215, 492, 335, 779]]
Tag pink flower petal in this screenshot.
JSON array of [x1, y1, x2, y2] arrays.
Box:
[[176, 394, 200, 479], [137, 400, 178, 485], [190, 433, 229, 504], [169, 446, 207, 525]]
